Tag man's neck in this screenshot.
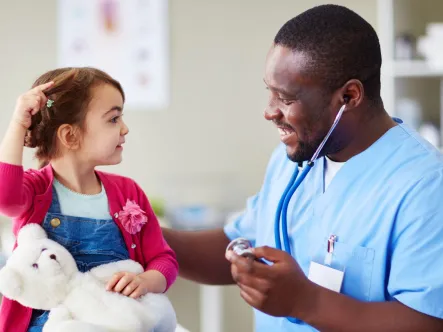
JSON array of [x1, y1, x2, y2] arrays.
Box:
[[328, 108, 396, 163]]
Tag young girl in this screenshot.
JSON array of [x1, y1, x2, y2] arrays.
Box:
[[0, 68, 178, 332]]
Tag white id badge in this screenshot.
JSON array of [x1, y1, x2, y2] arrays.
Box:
[[308, 261, 344, 292], [308, 234, 344, 293]]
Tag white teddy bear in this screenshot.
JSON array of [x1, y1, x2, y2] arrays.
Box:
[[0, 223, 178, 332]]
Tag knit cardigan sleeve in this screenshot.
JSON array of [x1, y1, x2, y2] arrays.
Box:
[[135, 182, 178, 290], [0, 162, 35, 218]]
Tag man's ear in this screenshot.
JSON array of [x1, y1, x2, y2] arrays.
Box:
[[0, 266, 23, 300], [17, 224, 47, 246], [340, 79, 364, 110]]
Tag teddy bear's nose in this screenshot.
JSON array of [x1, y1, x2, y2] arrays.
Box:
[[50, 254, 56, 260]]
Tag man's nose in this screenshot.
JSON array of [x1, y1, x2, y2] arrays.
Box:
[[264, 102, 283, 121]]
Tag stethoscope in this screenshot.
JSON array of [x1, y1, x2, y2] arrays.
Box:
[[274, 100, 347, 255], [274, 100, 347, 324], [226, 97, 348, 323], [226, 100, 348, 324]]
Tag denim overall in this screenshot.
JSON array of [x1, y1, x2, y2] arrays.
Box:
[[28, 188, 130, 331]]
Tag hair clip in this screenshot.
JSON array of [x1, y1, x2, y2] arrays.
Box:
[[46, 99, 54, 108]]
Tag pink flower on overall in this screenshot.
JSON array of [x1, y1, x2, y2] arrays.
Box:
[[118, 200, 148, 234]]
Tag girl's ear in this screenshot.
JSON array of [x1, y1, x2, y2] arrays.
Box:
[[57, 124, 81, 150]]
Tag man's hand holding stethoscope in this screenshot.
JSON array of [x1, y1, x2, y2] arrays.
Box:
[[225, 240, 316, 319]]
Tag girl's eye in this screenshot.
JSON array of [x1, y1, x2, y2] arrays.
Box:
[[111, 116, 120, 123]]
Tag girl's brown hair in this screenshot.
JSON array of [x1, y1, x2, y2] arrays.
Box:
[[24, 67, 125, 168]]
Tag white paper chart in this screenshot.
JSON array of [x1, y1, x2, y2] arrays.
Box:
[[57, 0, 169, 110]]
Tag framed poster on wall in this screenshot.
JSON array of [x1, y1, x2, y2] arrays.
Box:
[[57, 0, 169, 110]]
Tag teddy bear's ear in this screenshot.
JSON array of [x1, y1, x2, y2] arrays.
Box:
[[17, 224, 48, 246], [0, 267, 22, 300]]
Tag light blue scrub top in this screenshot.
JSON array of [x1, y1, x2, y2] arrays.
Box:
[[224, 122, 443, 331]]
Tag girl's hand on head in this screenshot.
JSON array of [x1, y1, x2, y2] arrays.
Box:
[[13, 81, 54, 129]]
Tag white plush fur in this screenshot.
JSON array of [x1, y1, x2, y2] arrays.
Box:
[[0, 224, 177, 332]]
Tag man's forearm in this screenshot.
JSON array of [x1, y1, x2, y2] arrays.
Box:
[[301, 284, 443, 332], [162, 228, 234, 285]]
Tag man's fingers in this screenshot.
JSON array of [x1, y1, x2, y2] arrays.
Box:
[[238, 283, 264, 308], [239, 283, 263, 298], [240, 289, 255, 307], [229, 252, 272, 279], [252, 246, 286, 263], [232, 262, 272, 293], [229, 253, 254, 272], [239, 275, 271, 293]]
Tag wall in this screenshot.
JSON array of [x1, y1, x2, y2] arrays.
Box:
[[0, 1, 377, 331]]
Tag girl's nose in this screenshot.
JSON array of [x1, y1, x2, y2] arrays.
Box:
[[121, 120, 129, 136]]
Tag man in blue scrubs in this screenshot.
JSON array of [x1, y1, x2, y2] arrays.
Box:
[[163, 4, 443, 331]]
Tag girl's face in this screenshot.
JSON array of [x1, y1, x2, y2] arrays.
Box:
[[78, 83, 128, 167]]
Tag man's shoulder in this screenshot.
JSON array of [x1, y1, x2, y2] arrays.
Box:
[[369, 126, 443, 208], [390, 125, 443, 179]]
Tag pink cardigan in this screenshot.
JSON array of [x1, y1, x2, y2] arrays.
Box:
[[0, 162, 178, 332]]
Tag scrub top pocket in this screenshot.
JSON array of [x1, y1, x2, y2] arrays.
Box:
[[310, 238, 375, 301]]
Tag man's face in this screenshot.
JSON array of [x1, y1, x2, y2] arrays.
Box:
[[263, 45, 340, 163]]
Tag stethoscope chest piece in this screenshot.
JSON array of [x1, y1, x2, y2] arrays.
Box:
[[226, 237, 255, 259]]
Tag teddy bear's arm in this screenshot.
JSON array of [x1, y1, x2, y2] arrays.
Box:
[[88, 259, 144, 283]]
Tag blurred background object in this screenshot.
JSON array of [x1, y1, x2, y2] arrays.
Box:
[[395, 32, 415, 60], [380, 0, 443, 150], [417, 23, 443, 68]]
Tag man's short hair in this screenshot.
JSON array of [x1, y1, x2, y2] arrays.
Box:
[[274, 4, 382, 102]]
